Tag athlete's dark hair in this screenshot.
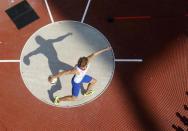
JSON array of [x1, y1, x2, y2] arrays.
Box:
[[78, 57, 88, 68]]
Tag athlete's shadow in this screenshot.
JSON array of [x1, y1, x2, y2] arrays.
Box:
[[23, 33, 73, 102], [80, 84, 87, 95]]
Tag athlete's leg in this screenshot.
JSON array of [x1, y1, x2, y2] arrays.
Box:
[[59, 80, 80, 101], [86, 78, 97, 91], [81, 75, 97, 93], [54, 78, 80, 104], [54, 95, 77, 105], [59, 95, 77, 101]]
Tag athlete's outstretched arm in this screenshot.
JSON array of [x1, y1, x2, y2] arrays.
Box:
[[87, 47, 112, 61], [48, 68, 78, 83]]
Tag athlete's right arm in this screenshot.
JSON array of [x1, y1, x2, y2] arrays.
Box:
[[48, 69, 78, 82]]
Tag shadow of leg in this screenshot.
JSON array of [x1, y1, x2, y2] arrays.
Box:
[[80, 84, 87, 95], [48, 79, 62, 102]]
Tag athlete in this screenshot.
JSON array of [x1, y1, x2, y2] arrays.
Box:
[[48, 47, 112, 105]]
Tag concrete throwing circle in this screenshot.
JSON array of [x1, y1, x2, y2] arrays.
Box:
[[20, 20, 115, 107]]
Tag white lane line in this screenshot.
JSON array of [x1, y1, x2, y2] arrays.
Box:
[[44, 0, 54, 23], [81, 0, 92, 23], [115, 59, 143, 62], [0, 60, 20, 63]]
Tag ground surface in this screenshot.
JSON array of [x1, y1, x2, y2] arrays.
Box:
[[0, 0, 187, 130]]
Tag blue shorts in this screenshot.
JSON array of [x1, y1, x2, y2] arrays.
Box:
[[71, 75, 92, 97]]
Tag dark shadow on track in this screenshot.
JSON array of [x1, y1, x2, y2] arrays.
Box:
[[115, 16, 188, 131], [23, 33, 73, 102], [85, 0, 188, 130], [114, 18, 188, 131]]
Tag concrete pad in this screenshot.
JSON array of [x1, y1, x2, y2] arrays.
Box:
[[20, 20, 115, 107]]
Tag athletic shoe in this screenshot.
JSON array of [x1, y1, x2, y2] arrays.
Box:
[[54, 96, 60, 105], [84, 90, 94, 96]]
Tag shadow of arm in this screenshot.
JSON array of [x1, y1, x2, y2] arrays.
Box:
[[48, 33, 72, 43], [23, 49, 41, 65]]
